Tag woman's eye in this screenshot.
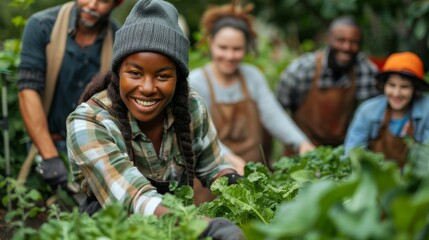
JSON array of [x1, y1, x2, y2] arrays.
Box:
[[159, 74, 171, 80], [128, 71, 140, 76]]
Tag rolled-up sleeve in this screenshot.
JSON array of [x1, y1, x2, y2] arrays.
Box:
[[17, 15, 52, 93]]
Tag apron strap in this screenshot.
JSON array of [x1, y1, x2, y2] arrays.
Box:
[[311, 51, 324, 89], [44, 1, 74, 114], [380, 107, 414, 136]]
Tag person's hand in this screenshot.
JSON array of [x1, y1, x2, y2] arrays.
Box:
[[224, 153, 246, 175], [38, 156, 68, 190], [199, 217, 244, 240], [222, 172, 242, 185], [299, 141, 316, 154]]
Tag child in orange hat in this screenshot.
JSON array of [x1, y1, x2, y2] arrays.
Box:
[[344, 52, 429, 167]]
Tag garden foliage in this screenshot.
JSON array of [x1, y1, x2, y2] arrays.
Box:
[[2, 144, 429, 239]]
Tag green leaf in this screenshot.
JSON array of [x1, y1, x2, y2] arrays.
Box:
[[27, 189, 42, 201], [290, 169, 316, 184], [27, 206, 45, 218], [329, 205, 391, 239], [390, 184, 429, 234], [414, 18, 427, 40], [5, 210, 20, 222]]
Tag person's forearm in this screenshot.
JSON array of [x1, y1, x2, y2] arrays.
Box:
[[18, 89, 58, 159], [261, 98, 309, 149], [153, 204, 173, 217]]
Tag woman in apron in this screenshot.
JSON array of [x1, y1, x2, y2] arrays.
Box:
[[189, 2, 314, 204], [344, 52, 429, 168]]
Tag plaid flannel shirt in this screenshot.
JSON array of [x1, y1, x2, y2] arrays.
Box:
[[276, 49, 379, 112], [66, 89, 233, 215]]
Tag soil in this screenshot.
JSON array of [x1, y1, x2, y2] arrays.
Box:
[[0, 202, 49, 240]]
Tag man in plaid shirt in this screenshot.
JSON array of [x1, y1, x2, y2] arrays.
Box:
[[276, 16, 379, 151]]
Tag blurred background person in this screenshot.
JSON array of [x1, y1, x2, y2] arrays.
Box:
[[17, 0, 122, 196], [276, 16, 379, 155], [189, 1, 314, 204], [189, 2, 314, 171], [344, 52, 429, 168]]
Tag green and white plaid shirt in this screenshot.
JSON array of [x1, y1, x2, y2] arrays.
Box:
[[67, 89, 233, 215]]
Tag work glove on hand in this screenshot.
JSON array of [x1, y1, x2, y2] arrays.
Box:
[[199, 217, 244, 240], [38, 156, 68, 190], [222, 172, 242, 185]]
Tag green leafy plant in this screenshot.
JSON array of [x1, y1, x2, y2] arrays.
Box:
[[197, 166, 299, 226], [30, 194, 207, 240], [0, 177, 46, 240], [243, 147, 429, 239]]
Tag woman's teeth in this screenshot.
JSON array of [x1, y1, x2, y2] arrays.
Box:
[[135, 99, 156, 107]]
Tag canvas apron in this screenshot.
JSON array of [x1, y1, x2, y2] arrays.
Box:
[[193, 67, 265, 205], [368, 108, 414, 168], [287, 51, 357, 155], [204, 68, 264, 163]]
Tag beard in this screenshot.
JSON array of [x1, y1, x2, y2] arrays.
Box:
[[78, 7, 110, 29], [327, 47, 357, 76]]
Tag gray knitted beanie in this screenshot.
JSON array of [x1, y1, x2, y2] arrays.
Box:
[[111, 0, 190, 78]]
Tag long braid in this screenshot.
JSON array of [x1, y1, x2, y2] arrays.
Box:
[[107, 73, 134, 162], [172, 75, 195, 186]]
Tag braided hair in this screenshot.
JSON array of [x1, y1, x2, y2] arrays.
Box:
[[79, 68, 195, 187]]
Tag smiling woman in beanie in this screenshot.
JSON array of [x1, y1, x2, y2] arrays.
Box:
[[344, 51, 429, 167], [66, 0, 243, 238]]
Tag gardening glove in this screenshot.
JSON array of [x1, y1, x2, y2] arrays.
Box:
[[38, 156, 68, 190], [222, 172, 242, 185], [199, 217, 244, 240]]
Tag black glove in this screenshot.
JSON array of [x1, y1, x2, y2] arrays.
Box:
[[222, 173, 242, 185], [199, 218, 244, 240], [38, 156, 68, 190]]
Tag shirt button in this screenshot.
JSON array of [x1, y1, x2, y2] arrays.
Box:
[[78, 81, 84, 88]]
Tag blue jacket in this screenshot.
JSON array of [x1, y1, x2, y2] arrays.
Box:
[[344, 94, 429, 152]]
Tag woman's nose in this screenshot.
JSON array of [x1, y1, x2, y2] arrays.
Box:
[[139, 78, 156, 94]]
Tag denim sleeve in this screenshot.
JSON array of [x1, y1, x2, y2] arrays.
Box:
[[344, 103, 373, 154], [17, 15, 51, 93]]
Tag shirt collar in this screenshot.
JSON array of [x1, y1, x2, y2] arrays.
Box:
[[130, 105, 175, 139]]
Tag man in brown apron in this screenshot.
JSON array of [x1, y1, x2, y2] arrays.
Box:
[[276, 16, 379, 154]]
